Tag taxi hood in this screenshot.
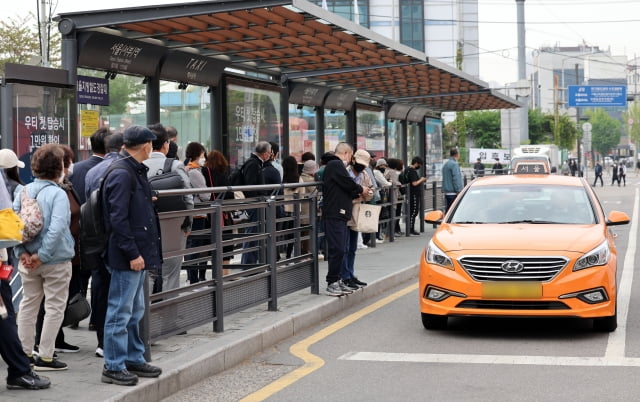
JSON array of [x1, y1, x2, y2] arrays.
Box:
[[434, 224, 604, 253]]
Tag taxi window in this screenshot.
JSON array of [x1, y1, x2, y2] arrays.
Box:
[[451, 185, 595, 224]]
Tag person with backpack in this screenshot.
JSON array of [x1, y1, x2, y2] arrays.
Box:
[[143, 124, 193, 293], [239, 141, 272, 265], [101, 125, 162, 386], [385, 158, 404, 235], [83, 132, 123, 358], [13, 144, 74, 372]]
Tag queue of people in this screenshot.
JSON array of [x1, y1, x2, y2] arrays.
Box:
[[0, 132, 438, 389]]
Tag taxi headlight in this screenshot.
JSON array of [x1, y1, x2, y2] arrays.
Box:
[[574, 241, 610, 271], [425, 240, 454, 270]]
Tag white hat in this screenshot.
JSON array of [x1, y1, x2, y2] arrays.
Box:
[[0, 149, 25, 169], [354, 149, 370, 166]]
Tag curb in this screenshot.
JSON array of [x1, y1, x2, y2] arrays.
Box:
[[108, 263, 419, 402]]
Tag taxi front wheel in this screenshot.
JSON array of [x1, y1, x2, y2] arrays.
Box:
[[421, 313, 448, 330]]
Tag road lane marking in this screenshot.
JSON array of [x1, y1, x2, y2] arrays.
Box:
[[340, 352, 640, 367], [605, 188, 638, 358], [239, 283, 419, 402]]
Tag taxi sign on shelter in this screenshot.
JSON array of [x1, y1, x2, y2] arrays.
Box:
[[568, 85, 627, 107]]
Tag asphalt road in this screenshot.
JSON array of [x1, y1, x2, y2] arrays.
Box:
[[164, 176, 640, 402]]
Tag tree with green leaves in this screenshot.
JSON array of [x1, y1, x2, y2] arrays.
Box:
[[623, 101, 640, 146], [528, 109, 553, 144], [0, 13, 60, 73], [464, 110, 500, 148], [585, 108, 622, 156]]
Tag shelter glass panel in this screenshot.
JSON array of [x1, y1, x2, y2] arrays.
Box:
[[425, 117, 444, 178], [387, 120, 403, 160], [289, 104, 316, 162], [158, 83, 212, 152], [324, 110, 347, 152], [406, 122, 420, 164], [400, 0, 424, 52], [11, 83, 74, 184], [226, 83, 282, 166], [356, 108, 385, 157]]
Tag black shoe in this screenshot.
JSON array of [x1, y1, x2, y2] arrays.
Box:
[[352, 277, 367, 287], [343, 278, 359, 290], [55, 342, 80, 353], [410, 231, 420, 236], [125, 362, 162, 378], [6, 371, 51, 390], [33, 357, 67, 371], [101, 368, 138, 386], [68, 322, 79, 329]]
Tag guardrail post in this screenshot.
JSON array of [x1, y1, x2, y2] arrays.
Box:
[[309, 193, 319, 294], [389, 186, 396, 243], [258, 204, 267, 264], [419, 183, 425, 233], [212, 203, 224, 332], [293, 192, 301, 257], [266, 198, 278, 311], [404, 184, 411, 237]]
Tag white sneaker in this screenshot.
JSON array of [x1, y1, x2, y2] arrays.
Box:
[[95, 347, 104, 358], [326, 281, 344, 296], [357, 244, 368, 249]]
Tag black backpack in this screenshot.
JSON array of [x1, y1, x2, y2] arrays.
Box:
[[148, 158, 189, 212], [79, 163, 134, 256], [228, 163, 245, 187], [398, 167, 410, 194]]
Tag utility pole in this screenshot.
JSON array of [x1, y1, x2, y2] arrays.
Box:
[[576, 63, 581, 175], [39, 0, 50, 66], [515, 0, 529, 144]]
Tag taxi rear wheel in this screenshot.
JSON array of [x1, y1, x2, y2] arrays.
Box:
[[421, 313, 448, 330]]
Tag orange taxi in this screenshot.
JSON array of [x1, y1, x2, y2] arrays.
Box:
[[420, 173, 629, 331]]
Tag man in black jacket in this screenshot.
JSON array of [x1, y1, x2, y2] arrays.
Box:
[[322, 142, 372, 296]]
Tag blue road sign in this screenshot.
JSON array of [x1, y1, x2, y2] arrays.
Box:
[[568, 85, 627, 107]]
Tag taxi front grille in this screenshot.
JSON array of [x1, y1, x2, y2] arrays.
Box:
[[459, 256, 568, 282], [457, 300, 570, 310]]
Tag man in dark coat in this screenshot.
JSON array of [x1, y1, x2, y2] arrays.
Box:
[[322, 142, 371, 296], [100, 125, 162, 386]]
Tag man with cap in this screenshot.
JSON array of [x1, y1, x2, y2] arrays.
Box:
[[100, 125, 163, 386]]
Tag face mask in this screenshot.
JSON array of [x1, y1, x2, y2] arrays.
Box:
[[353, 163, 366, 173], [379, 167, 386, 173], [58, 169, 65, 184], [198, 157, 206, 166], [67, 162, 74, 176]]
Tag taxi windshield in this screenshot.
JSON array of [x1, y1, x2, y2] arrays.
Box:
[[450, 185, 596, 224]]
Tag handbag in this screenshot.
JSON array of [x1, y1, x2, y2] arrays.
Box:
[[0, 208, 24, 248], [62, 293, 91, 327], [349, 203, 382, 233]]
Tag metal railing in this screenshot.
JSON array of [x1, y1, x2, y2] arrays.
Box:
[[141, 178, 460, 359]]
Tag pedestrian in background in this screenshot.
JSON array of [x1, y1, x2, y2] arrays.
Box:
[[184, 141, 208, 283], [14, 144, 74, 371], [442, 147, 463, 213], [473, 157, 485, 177], [593, 161, 603, 187], [405, 156, 426, 235], [144, 123, 193, 292], [611, 163, 619, 186], [385, 158, 404, 235], [282, 156, 303, 259], [619, 162, 626, 186], [101, 125, 162, 386], [492, 158, 504, 175]]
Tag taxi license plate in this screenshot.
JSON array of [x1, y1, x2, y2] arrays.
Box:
[[482, 282, 542, 299]]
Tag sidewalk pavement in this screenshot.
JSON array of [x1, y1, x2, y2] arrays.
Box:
[[1, 229, 434, 402]]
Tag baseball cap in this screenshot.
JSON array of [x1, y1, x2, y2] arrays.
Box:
[[123, 125, 156, 146], [375, 158, 387, 168], [0, 149, 25, 169]]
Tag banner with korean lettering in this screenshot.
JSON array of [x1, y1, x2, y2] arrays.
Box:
[[77, 75, 109, 105], [12, 83, 73, 183]]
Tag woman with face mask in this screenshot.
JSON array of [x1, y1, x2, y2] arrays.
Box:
[[341, 149, 375, 291], [184, 142, 209, 283], [12, 144, 74, 371]]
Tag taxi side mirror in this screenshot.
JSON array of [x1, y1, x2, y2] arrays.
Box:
[[606, 210, 630, 226], [424, 210, 444, 225]]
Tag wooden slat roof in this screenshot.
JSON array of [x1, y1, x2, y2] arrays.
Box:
[[54, 0, 519, 112]]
